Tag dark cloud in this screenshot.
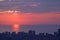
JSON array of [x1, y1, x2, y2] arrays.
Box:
[[0, 25, 60, 33], [0, 0, 60, 13]]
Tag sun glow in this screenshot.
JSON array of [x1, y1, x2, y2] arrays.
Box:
[[4, 10, 20, 14], [13, 24, 19, 33]]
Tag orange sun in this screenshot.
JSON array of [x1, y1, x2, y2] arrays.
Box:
[[13, 24, 19, 33]]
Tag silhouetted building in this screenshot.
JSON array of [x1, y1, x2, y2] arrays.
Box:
[[58, 29, 60, 34]]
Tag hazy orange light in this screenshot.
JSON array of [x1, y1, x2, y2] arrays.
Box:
[[0, 11, 60, 25]]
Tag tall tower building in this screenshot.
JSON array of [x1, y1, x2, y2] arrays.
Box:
[[58, 29, 60, 34]]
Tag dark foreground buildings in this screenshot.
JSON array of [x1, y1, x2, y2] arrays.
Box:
[[0, 29, 60, 40]]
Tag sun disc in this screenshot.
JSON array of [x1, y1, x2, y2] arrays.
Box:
[[13, 24, 19, 33]]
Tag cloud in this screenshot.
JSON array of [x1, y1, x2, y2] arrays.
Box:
[[0, 0, 60, 13], [0, 0, 4, 2], [23, 2, 40, 7]]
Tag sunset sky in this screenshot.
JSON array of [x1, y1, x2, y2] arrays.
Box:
[[0, 0, 60, 33]]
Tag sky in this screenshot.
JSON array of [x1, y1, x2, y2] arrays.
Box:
[[0, 0, 60, 33]]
